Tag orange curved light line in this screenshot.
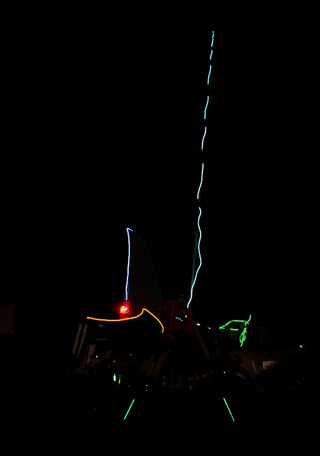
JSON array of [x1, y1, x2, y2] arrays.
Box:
[[86, 308, 164, 333]]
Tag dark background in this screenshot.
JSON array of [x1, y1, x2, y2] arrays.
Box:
[[2, 4, 318, 341]]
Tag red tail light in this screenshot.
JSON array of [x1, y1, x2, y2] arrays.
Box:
[[120, 302, 130, 318]]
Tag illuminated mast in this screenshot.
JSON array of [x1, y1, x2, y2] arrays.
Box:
[[187, 31, 214, 309]]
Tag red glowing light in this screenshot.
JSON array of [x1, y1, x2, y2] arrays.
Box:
[[120, 302, 130, 318]]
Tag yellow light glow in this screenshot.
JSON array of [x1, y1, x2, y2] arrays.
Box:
[[87, 308, 164, 333]]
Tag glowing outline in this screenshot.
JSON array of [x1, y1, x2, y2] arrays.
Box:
[[87, 308, 164, 333], [125, 228, 133, 302], [219, 315, 252, 347]]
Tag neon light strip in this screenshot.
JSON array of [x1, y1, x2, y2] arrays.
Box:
[[223, 397, 235, 422], [87, 308, 165, 333], [123, 398, 135, 420], [187, 206, 202, 308], [124, 228, 133, 302]]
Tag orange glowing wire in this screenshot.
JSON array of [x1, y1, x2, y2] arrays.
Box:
[[86, 308, 164, 333]]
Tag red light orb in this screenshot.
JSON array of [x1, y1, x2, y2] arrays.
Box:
[[120, 302, 130, 318]]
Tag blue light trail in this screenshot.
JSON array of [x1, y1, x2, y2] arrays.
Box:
[[124, 228, 133, 302], [207, 65, 212, 85], [187, 206, 203, 309], [197, 163, 204, 201], [187, 31, 214, 309], [201, 127, 207, 151], [211, 31, 215, 48], [204, 96, 209, 120]]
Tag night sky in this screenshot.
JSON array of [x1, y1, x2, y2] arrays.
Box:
[[2, 4, 318, 337]]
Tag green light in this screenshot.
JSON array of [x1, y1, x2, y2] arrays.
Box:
[[123, 399, 135, 421], [239, 326, 248, 347], [219, 314, 251, 347], [113, 373, 117, 382], [223, 397, 235, 422]]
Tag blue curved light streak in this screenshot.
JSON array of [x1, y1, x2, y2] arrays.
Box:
[[211, 31, 215, 48], [204, 96, 209, 120], [187, 206, 202, 309], [187, 31, 214, 309], [207, 65, 212, 85], [197, 163, 204, 201], [201, 126, 207, 150]]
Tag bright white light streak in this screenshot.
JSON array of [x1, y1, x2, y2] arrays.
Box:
[[187, 207, 202, 308], [201, 126, 207, 150], [124, 228, 133, 302]]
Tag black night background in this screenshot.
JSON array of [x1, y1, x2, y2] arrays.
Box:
[[1, 3, 318, 437]]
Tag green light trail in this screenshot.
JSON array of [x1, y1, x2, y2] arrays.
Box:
[[123, 399, 135, 421], [223, 397, 235, 422]]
